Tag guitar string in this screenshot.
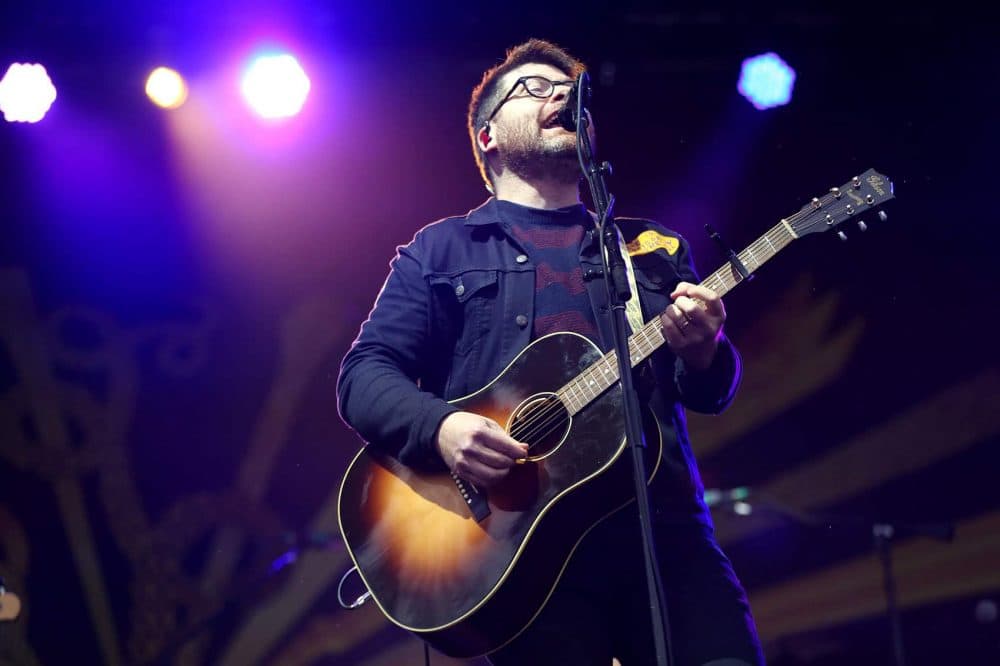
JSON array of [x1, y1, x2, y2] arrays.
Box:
[[509, 397, 566, 450], [507, 226, 791, 446], [507, 223, 795, 447], [509, 349, 626, 446], [507, 222, 792, 445], [504, 192, 863, 446], [512, 359, 634, 447]]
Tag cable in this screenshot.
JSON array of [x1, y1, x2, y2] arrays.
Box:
[[336, 566, 371, 610]]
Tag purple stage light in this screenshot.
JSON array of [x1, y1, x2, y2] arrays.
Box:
[[0, 63, 58, 122], [240, 53, 311, 120], [737, 52, 796, 111]]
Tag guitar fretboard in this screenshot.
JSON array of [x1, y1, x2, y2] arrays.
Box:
[[557, 220, 797, 415]]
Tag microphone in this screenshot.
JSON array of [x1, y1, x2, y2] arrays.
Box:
[[557, 71, 591, 132], [703, 486, 751, 507]]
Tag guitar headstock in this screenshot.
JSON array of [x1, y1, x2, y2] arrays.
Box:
[[787, 169, 894, 238]]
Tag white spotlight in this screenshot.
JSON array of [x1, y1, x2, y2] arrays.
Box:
[[146, 67, 188, 109], [0, 63, 57, 123], [240, 53, 311, 120]]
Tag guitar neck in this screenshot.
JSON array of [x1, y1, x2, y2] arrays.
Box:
[[558, 220, 797, 415], [699, 219, 797, 299]]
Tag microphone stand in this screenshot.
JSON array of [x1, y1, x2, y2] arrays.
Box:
[[717, 491, 954, 666], [570, 71, 672, 666], [873, 523, 906, 666]]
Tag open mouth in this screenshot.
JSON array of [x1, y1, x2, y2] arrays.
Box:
[[542, 113, 563, 129]]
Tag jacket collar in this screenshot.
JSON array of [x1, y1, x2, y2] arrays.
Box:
[[463, 197, 595, 227], [463, 197, 502, 226]]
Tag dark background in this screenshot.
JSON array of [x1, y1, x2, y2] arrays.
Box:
[[1, 1, 998, 664]]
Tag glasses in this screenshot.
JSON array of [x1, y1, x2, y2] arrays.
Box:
[[485, 75, 575, 124]]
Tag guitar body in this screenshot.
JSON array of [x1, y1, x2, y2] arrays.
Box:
[[337, 332, 662, 658]]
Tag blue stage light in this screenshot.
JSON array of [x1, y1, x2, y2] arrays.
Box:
[[737, 53, 796, 111]]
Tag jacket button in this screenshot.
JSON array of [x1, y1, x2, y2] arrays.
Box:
[[455, 284, 465, 296], [515, 314, 528, 327], [515, 254, 528, 264]]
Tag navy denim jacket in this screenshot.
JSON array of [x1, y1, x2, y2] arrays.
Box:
[[337, 198, 741, 518]]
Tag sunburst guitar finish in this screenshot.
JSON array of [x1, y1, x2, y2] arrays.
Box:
[[338, 332, 662, 657]]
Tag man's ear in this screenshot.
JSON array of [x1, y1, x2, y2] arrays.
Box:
[[478, 123, 493, 152]]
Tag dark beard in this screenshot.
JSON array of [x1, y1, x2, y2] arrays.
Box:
[[499, 122, 582, 185]]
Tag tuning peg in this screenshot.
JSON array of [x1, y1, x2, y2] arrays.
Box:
[[878, 211, 888, 222], [858, 221, 868, 231], [837, 231, 848, 242]]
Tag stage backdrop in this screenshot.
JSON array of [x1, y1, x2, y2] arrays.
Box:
[[1, 3, 998, 665]]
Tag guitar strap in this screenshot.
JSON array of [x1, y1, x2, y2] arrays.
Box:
[[591, 212, 644, 334], [612, 223, 645, 334]]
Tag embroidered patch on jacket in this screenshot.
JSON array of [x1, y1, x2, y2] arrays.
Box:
[[626, 230, 680, 256]]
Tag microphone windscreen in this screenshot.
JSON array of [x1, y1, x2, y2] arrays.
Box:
[[557, 83, 578, 131]]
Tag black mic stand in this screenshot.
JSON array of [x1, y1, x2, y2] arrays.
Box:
[[873, 523, 906, 666], [570, 71, 672, 666], [720, 492, 954, 666]]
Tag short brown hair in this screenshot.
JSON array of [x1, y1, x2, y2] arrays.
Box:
[[467, 39, 586, 192]]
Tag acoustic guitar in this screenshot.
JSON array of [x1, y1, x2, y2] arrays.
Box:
[[338, 170, 894, 657]]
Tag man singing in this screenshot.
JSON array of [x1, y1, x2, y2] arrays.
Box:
[[338, 39, 764, 666]]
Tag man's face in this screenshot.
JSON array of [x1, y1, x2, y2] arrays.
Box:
[[487, 63, 581, 184]]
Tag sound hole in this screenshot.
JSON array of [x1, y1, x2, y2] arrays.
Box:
[[509, 393, 571, 460]]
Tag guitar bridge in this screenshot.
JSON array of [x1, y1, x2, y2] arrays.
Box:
[[451, 472, 491, 523]]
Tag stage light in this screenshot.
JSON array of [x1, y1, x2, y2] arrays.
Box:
[[732, 501, 753, 516], [737, 52, 796, 111], [240, 53, 311, 120], [146, 67, 188, 109], [0, 63, 57, 123]]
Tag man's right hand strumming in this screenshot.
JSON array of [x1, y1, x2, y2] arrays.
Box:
[[435, 412, 529, 488]]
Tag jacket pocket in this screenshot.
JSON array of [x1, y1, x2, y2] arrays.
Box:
[[428, 269, 499, 356]]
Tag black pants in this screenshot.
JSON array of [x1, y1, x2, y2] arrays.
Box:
[[488, 506, 764, 666]]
